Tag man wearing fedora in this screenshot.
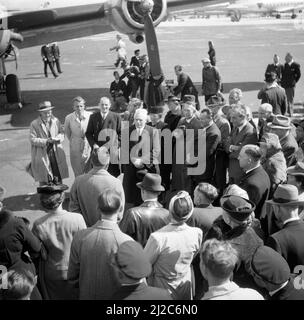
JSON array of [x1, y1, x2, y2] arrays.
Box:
[[268, 115, 298, 166], [265, 184, 304, 272], [28, 101, 68, 186], [173, 65, 199, 110], [238, 145, 270, 220], [119, 173, 170, 247], [257, 71, 287, 115], [201, 58, 221, 105]]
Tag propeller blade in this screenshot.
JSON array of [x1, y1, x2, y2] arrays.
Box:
[[144, 13, 162, 80]]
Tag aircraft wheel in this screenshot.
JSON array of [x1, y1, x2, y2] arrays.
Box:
[[5, 74, 21, 104], [276, 14, 281, 19], [291, 14, 297, 19]]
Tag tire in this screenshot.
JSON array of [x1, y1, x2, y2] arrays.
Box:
[[5, 74, 21, 103]]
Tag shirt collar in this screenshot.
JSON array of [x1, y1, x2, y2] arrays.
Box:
[[269, 281, 289, 296], [203, 281, 240, 300], [186, 116, 195, 123], [144, 198, 158, 203], [204, 120, 214, 130], [237, 120, 247, 133], [100, 111, 109, 119], [283, 217, 300, 226], [246, 164, 260, 175]]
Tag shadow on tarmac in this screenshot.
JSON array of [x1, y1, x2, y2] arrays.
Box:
[[3, 193, 70, 214], [0, 81, 264, 128]]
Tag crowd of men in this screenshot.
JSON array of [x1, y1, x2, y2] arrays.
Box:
[[1, 49, 304, 301]]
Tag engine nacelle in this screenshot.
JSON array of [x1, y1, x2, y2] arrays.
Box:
[[0, 30, 23, 57], [128, 33, 145, 44], [105, 0, 167, 37]]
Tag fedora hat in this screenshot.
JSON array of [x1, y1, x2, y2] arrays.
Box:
[[182, 95, 196, 104], [149, 105, 164, 114], [166, 94, 180, 102], [38, 101, 54, 112], [221, 195, 255, 222], [136, 173, 165, 192], [267, 184, 304, 206], [202, 57, 211, 63], [267, 115, 291, 130], [287, 161, 304, 177]]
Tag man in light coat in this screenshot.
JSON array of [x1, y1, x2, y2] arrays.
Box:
[[69, 146, 125, 227], [68, 188, 134, 300], [29, 101, 68, 185]]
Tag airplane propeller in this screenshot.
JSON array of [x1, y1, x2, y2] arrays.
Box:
[[128, 0, 162, 80]]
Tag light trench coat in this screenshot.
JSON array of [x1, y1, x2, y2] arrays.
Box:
[[29, 116, 69, 183], [64, 111, 91, 177]]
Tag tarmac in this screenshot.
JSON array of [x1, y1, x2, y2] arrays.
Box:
[[0, 16, 304, 224]]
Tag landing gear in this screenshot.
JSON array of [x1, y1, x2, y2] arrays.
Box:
[[291, 13, 297, 19], [5, 74, 22, 109], [276, 14, 281, 19]]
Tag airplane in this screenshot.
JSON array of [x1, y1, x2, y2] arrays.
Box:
[[0, 0, 223, 106], [200, 0, 304, 22]]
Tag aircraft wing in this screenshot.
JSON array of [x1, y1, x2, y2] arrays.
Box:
[[0, 0, 219, 53], [276, 4, 304, 13]]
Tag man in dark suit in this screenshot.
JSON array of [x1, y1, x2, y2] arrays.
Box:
[[258, 72, 288, 115], [41, 44, 58, 78], [238, 144, 270, 220], [197, 108, 221, 185], [130, 49, 141, 68], [119, 173, 170, 247], [265, 54, 283, 84], [207, 96, 231, 194], [281, 52, 301, 116], [120, 64, 140, 100], [85, 96, 121, 177], [227, 104, 258, 184], [265, 184, 304, 272], [173, 65, 200, 110], [110, 71, 127, 102], [171, 101, 202, 196], [201, 58, 221, 104], [268, 115, 298, 166], [51, 42, 62, 74], [122, 108, 160, 207]]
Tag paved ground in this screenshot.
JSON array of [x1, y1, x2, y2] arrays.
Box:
[[1, 17, 304, 223]]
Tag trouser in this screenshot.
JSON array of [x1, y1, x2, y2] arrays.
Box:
[[44, 60, 57, 78], [284, 87, 295, 116], [53, 58, 62, 73]]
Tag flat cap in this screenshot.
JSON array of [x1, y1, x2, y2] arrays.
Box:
[[116, 241, 152, 279]]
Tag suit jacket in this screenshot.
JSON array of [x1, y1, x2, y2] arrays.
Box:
[[111, 282, 172, 300], [0, 211, 41, 275], [270, 278, 304, 300], [41, 45, 53, 61], [265, 63, 283, 83], [186, 204, 223, 234], [119, 200, 170, 247], [239, 165, 270, 220], [122, 124, 160, 205], [214, 114, 231, 151], [227, 121, 258, 184], [280, 133, 298, 166], [68, 219, 133, 300], [199, 122, 221, 182], [266, 220, 304, 272], [257, 85, 287, 115], [69, 168, 125, 227], [130, 55, 140, 68], [173, 72, 198, 99], [110, 79, 127, 98], [281, 62, 301, 88], [85, 111, 121, 149], [51, 44, 60, 59]]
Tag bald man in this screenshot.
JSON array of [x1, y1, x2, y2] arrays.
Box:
[[85, 97, 121, 177]]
